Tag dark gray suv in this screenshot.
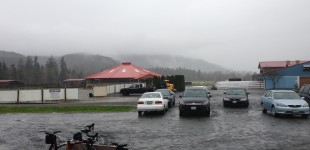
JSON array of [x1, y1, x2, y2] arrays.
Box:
[[179, 86, 211, 116], [298, 84, 310, 105]]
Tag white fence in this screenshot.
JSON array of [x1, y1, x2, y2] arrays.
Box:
[[0, 88, 79, 103], [214, 81, 264, 90]]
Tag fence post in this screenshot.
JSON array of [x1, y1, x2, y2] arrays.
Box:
[[41, 88, 44, 103], [64, 83, 67, 101], [17, 89, 19, 104]]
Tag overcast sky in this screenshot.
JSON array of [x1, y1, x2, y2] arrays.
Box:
[[1, 0, 310, 72]]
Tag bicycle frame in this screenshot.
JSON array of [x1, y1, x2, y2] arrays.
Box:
[[44, 123, 128, 150]]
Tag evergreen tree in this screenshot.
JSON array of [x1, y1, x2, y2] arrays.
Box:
[[59, 57, 68, 82], [17, 59, 25, 81], [33, 56, 42, 83], [2, 62, 9, 79], [0, 62, 2, 79], [10, 64, 17, 80], [45, 56, 59, 84], [24, 56, 34, 83]]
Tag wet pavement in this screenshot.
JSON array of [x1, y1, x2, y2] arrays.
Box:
[[1, 89, 310, 150]]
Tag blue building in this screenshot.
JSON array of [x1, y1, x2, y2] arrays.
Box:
[[259, 61, 310, 90]]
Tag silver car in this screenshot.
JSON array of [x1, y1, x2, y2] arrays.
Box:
[[261, 90, 309, 118]]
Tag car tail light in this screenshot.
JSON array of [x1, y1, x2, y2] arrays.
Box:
[[138, 101, 144, 104], [155, 101, 162, 104]]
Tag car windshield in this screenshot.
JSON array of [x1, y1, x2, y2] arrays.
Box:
[[156, 90, 170, 96], [184, 89, 206, 97], [273, 92, 301, 99], [141, 93, 161, 98], [226, 89, 246, 95]]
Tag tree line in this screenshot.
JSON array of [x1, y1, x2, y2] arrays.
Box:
[[0, 56, 84, 84], [149, 67, 255, 81], [0, 57, 256, 85]]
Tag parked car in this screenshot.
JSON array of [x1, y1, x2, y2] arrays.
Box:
[[155, 89, 175, 108], [261, 90, 309, 118], [137, 92, 168, 115], [120, 83, 154, 96], [298, 84, 310, 104], [179, 86, 211, 116], [223, 88, 249, 107]]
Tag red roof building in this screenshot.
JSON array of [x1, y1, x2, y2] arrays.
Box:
[[0, 80, 24, 88], [85, 62, 161, 84], [258, 60, 309, 73]]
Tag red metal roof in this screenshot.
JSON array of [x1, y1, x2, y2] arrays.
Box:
[[0, 80, 15, 83], [85, 62, 161, 79], [258, 60, 309, 68], [260, 60, 310, 75]]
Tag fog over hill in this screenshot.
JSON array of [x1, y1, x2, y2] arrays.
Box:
[[117, 54, 228, 72], [1, 50, 228, 76], [0, 51, 25, 65]]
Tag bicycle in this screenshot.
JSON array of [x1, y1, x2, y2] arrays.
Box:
[[44, 123, 128, 150]]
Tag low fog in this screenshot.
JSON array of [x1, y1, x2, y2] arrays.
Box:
[[1, 0, 310, 71]]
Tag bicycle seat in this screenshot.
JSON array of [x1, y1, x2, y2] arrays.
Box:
[[86, 132, 98, 139]]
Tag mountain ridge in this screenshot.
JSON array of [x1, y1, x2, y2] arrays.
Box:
[[0, 51, 227, 75]]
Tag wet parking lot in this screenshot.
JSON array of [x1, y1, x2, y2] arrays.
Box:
[[1, 89, 310, 150]]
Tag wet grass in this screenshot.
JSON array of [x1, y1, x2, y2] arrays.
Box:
[[0, 106, 136, 114]]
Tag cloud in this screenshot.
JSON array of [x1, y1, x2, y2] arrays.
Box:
[[0, 0, 310, 72]]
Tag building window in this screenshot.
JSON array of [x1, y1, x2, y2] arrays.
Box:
[[303, 64, 310, 71]]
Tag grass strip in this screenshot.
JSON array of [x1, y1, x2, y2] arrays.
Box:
[[0, 106, 136, 114]]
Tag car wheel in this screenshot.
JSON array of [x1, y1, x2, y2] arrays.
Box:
[[262, 108, 267, 114], [205, 109, 210, 117], [138, 111, 142, 116], [301, 114, 309, 119], [271, 107, 278, 117], [179, 110, 184, 116], [223, 102, 227, 107], [168, 102, 172, 108], [160, 109, 165, 115], [244, 102, 249, 108]]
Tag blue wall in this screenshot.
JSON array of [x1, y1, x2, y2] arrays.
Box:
[[276, 62, 310, 76], [265, 76, 297, 89], [264, 61, 310, 89]]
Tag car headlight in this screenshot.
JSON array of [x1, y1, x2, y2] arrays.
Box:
[[202, 101, 208, 105], [240, 98, 247, 101], [302, 103, 309, 107], [276, 103, 287, 107], [223, 98, 229, 101]]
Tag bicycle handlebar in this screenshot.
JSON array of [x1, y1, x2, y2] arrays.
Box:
[[85, 123, 95, 130]]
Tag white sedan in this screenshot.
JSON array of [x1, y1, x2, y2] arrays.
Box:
[[137, 92, 169, 115]]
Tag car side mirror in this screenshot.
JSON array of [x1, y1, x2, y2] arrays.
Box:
[[208, 94, 212, 98], [301, 97, 305, 100], [223, 92, 226, 94], [246, 92, 250, 95], [179, 95, 183, 98]]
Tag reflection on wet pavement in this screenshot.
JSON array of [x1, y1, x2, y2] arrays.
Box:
[[0, 89, 310, 150]]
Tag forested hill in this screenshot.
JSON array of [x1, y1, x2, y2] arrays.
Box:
[[62, 53, 118, 75], [0, 51, 254, 82], [0, 51, 119, 75], [0, 51, 25, 65], [117, 55, 227, 73]]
